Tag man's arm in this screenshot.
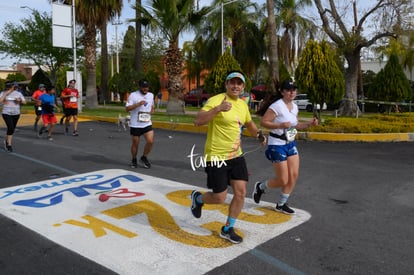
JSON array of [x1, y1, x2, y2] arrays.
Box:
[[194, 107, 221, 126], [245, 120, 267, 144]]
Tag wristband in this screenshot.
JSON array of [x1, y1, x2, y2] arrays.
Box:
[[257, 130, 265, 142]]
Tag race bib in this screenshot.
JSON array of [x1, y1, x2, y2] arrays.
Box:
[[37, 106, 42, 111], [285, 127, 297, 143], [70, 97, 77, 102], [138, 112, 151, 122]]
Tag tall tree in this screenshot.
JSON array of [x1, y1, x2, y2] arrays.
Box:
[[182, 40, 203, 91], [195, 0, 264, 81], [295, 40, 344, 119], [403, 41, 414, 109], [128, 0, 143, 73], [399, 31, 414, 88], [368, 53, 411, 114], [134, 0, 212, 114], [313, 0, 412, 116], [135, 0, 143, 73], [114, 26, 165, 99], [204, 47, 246, 95], [99, 0, 123, 104], [266, 0, 279, 93], [116, 26, 138, 98], [73, 0, 121, 107], [0, 10, 73, 85], [119, 26, 136, 74], [274, 0, 315, 73]]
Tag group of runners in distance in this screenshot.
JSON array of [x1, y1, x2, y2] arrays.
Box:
[[31, 79, 80, 141]]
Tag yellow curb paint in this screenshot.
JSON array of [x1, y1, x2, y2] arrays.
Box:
[[13, 113, 414, 142], [299, 132, 413, 142]]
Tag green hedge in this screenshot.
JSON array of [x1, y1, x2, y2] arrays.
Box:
[[309, 113, 414, 133]]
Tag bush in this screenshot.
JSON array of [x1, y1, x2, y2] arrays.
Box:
[[309, 113, 414, 133]]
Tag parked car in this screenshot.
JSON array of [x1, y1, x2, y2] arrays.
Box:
[[183, 88, 210, 106], [294, 93, 327, 112]]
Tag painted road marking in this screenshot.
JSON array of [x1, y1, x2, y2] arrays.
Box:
[[9, 152, 78, 175], [0, 169, 310, 274], [249, 248, 307, 275]]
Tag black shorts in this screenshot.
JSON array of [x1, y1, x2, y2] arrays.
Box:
[[34, 105, 42, 116], [205, 156, 248, 193], [64, 108, 78, 117], [130, 125, 153, 136]]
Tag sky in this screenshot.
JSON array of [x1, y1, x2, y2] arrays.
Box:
[[0, 0, 376, 68], [0, 0, 268, 67]]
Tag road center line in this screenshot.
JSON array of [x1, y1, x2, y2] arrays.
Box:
[[10, 152, 77, 175], [249, 248, 306, 275]]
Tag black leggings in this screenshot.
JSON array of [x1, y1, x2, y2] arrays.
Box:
[[2, 114, 20, 135]]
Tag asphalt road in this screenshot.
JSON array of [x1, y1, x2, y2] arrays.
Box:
[[1, 118, 414, 274]]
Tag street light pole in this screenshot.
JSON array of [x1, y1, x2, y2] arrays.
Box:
[[221, 0, 239, 55], [112, 18, 122, 74], [20, 6, 35, 64], [20, 6, 34, 12], [71, 0, 80, 111]]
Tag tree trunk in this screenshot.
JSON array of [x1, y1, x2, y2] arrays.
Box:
[[165, 43, 185, 114], [266, 0, 279, 92], [338, 52, 360, 116], [84, 26, 98, 108], [101, 22, 109, 104]]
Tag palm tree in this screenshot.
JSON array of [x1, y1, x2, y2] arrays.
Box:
[[134, 0, 212, 114], [182, 37, 207, 92], [274, 0, 315, 73], [74, 0, 121, 108], [266, 0, 280, 92], [194, 0, 264, 83], [222, 0, 264, 79]]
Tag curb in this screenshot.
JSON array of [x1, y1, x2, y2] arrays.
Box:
[[84, 115, 414, 142], [297, 132, 414, 142], [17, 112, 413, 142]]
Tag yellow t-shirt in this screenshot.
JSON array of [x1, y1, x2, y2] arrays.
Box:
[[202, 93, 252, 161]]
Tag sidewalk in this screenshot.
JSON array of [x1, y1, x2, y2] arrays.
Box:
[[5, 113, 414, 142]]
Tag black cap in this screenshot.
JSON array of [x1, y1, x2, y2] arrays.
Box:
[[281, 80, 297, 90], [139, 79, 150, 87], [46, 85, 55, 92]]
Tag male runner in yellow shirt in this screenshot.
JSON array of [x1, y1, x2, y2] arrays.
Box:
[[191, 71, 265, 244]]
